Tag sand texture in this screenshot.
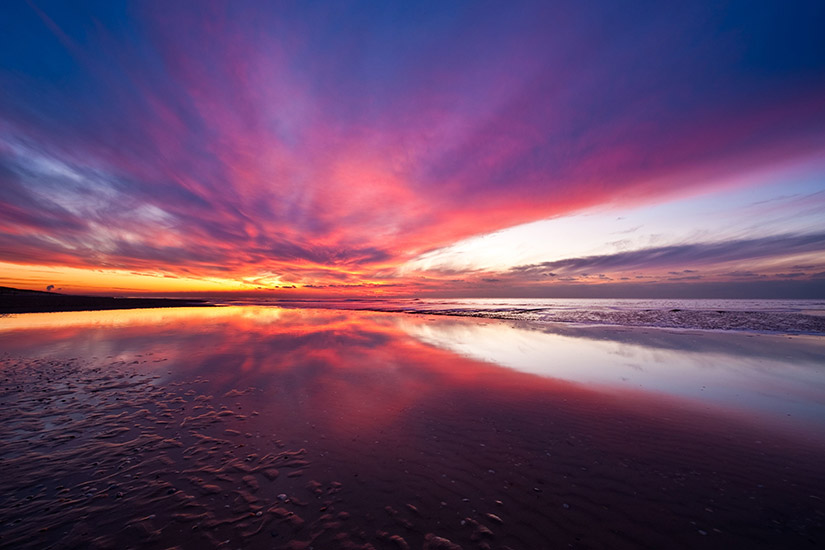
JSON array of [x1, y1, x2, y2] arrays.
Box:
[[1, 307, 824, 549]]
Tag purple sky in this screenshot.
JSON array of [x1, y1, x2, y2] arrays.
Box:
[[1, 1, 824, 297]]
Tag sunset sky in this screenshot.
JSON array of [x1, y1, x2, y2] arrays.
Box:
[[1, 0, 824, 297]]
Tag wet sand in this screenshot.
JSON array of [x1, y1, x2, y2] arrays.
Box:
[[1, 307, 824, 549]]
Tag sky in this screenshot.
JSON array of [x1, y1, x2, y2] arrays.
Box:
[[1, 0, 824, 298]]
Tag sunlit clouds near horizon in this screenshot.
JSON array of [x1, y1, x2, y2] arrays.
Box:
[[1, 1, 824, 297]]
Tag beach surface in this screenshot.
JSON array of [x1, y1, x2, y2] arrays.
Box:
[[1, 306, 824, 549]]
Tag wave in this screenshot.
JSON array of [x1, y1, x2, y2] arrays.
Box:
[[403, 306, 825, 334]]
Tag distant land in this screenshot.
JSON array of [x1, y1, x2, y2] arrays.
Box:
[[0, 286, 212, 314]]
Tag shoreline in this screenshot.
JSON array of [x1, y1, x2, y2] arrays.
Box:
[[4, 289, 825, 335], [0, 289, 213, 314], [263, 298, 825, 335], [401, 308, 825, 335]]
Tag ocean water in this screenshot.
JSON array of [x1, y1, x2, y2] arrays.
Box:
[[224, 297, 825, 334]]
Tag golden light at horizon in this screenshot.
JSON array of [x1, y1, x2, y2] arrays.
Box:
[[0, 262, 259, 294]]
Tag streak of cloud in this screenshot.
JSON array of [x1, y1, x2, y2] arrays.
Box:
[[0, 1, 823, 294], [507, 233, 825, 279]]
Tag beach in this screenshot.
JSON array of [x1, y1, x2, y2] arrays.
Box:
[[4, 1, 824, 548], [1, 305, 824, 549]]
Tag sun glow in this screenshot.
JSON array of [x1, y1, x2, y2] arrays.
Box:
[[0, 262, 257, 295]]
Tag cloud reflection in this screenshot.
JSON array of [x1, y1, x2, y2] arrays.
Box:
[[2, 306, 824, 438]]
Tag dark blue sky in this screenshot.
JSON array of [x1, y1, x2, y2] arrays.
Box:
[[1, 1, 824, 296]]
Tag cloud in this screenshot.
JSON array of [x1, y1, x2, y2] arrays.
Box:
[[0, 1, 824, 293], [508, 233, 825, 279]]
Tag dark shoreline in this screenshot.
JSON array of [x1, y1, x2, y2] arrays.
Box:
[[0, 286, 212, 314]]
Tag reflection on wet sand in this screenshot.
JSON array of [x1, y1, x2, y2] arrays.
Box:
[[1, 307, 824, 549], [399, 316, 825, 437]]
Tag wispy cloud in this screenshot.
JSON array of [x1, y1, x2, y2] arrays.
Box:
[[506, 233, 825, 280], [1, 1, 824, 294]]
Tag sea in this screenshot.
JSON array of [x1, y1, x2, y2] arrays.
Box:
[[216, 297, 825, 334]]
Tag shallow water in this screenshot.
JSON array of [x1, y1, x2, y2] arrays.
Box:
[[1, 306, 824, 549], [256, 298, 825, 334]]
